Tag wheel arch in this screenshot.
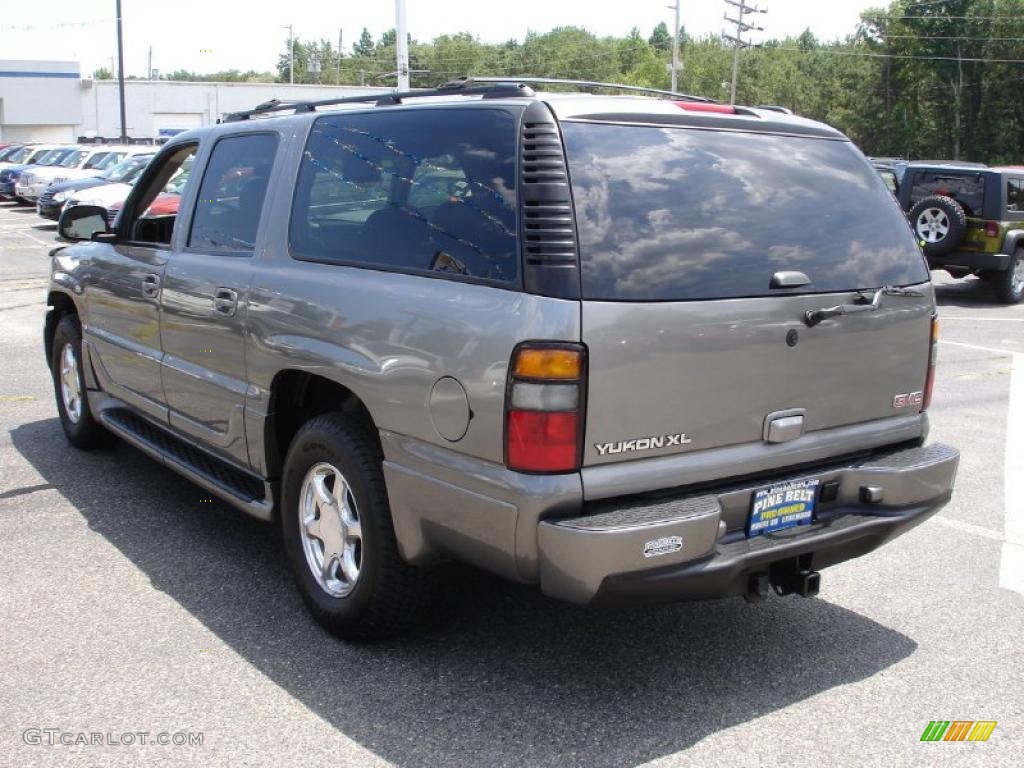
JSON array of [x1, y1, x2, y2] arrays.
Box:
[[263, 369, 378, 480], [44, 290, 81, 371], [1001, 228, 1024, 255]]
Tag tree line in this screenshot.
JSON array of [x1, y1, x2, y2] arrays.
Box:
[[113, 1, 1024, 163]]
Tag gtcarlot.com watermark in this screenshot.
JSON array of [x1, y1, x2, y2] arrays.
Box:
[[23, 728, 203, 747]]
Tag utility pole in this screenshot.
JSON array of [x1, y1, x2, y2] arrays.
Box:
[[284, 24, 294, 84], [395, 0, 410, 91], [115, 0, 128, 142], [670, 0, 681, 93], [723, 0, 766, 104], [337, 28, 343, 84]]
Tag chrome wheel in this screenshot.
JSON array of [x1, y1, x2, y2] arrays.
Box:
[[915, 208, 949, 243], [298, 462, 363, 598], [59, 342, 82, 424]]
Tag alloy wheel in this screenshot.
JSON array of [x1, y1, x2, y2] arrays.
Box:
[[915, 208, 949, 243], [298, 462, 363, 598], [59, 342, 82, 424]]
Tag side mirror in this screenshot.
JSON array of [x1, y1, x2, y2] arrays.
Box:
[[58, 205, 110, 242]]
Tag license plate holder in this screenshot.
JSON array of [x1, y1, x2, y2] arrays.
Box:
[[746, 479, 820, 538]]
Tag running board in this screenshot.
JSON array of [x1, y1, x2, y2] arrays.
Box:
[[99, 408, 274, 521]]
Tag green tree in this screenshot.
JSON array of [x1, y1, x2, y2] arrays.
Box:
[[353, 28, 375, 57], [649, 22, 672, 53]]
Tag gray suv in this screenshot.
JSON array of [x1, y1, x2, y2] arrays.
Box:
[[47, 78, 959, 639]]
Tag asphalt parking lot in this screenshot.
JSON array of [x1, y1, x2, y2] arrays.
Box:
[[0, 200, 1021, 768]]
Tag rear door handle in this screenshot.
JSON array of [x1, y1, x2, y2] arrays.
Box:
[[141, 273, 161, 299], [213, 287, 238, 317]]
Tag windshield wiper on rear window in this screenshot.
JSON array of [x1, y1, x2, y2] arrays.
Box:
[[803, 285, 924, 328]]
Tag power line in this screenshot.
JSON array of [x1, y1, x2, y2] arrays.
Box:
[[0, 19, 105, 31], [874, 15, 1024, 21], [774, 47, 1024, 63], [879, 34, 1024, 41], [723, 0, 766, 104]]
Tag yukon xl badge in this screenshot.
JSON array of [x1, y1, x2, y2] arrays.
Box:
[[595, 433, 692, 456], [643, 535, 683, 558]]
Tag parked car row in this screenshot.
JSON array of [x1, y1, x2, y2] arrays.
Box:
[[0, 142, 158, 226]]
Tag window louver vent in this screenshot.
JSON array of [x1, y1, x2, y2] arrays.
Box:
[[519, 102, 580, 299]]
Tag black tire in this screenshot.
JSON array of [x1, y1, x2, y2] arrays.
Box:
[[280, 412, 440, 640], [908, 195, 967, 258], [994, 247, 1024, 304], [51, 314, 114, 449]]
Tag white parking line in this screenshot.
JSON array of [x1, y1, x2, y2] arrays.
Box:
[[940, 339, 1016, 356], [941, 316, 1024, 322], [1000, 353, 1024, 596], [934, 517, 1003, 542]]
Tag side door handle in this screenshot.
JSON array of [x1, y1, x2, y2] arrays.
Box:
[[141, 273, 161, 299], [213, 287, 238, 317]]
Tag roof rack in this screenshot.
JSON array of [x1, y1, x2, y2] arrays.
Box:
[[222, 75, 714, 122], [462, 76, 715, 103], [223, 79, 536, 122]]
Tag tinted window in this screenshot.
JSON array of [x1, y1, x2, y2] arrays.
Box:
[[909, 170, 985, 216], [59, 150, 89, 168], [561, 123, 928, 301], [94, 151, 127, 170], [1007, 179, 1024, 214], [878, 169, 898, 194], [290, 108, 518, 283], [6, 147, 31, 163], [189, 134, 278, 252]]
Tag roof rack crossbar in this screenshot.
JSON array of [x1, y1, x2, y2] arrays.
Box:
[[459, 76, 715, 103]]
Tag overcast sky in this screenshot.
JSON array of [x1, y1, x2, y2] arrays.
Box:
[[0, 0, 879, 77]]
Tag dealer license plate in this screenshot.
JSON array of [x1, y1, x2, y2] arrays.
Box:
[[746, 479, 820, 538]]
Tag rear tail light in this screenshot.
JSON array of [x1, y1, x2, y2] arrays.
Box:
[[923, 316, 939, 410], [506, 343, 586, 473], [985, 221, 1000, 238]]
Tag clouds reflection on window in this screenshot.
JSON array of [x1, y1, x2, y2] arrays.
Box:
[[562, 122, 927, 301]]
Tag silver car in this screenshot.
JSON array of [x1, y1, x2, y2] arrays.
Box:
[[46, 78, 959, 639]]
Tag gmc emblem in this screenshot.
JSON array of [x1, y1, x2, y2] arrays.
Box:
[[893, 391, 924, 409]]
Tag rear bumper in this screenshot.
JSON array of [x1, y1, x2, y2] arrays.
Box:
[[927, 251, 1010, 271], [537, 443, 959, 604], [37, 202, 62, 220]]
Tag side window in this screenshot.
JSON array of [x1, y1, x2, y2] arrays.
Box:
[[189, 134, 278, 252], [290, 108, 518, 283], [1007, 179, 1024, 214], [125, 144, 198, 246]]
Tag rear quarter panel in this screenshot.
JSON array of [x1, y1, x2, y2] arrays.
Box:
[[244, 262, 581, 470]]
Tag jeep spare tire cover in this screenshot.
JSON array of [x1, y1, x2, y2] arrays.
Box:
[[908, 195, 967, 258]]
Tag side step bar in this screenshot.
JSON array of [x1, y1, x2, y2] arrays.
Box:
[[99, 408, 274, 521]]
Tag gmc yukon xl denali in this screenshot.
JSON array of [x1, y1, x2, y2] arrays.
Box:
[[47, 78, 959, 639]]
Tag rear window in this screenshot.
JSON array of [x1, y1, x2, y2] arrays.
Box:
[[290, 108, 518, 284], [561, 123, 928, 301], [909, 170, 985, 217]]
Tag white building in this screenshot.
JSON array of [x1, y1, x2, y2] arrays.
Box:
[[1, 60, 380, 143], [0, 60, 83, 143]]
